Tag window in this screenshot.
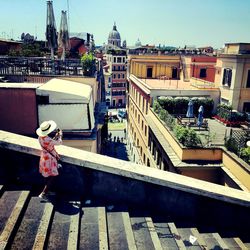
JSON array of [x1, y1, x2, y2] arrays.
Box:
[[138, 114, 140, 124], [145, 125, 147, 136], [122, 74, 125, 78], [123, 57, 125, 63], [118, 66, 120, 71], [243, 102, 250, 112], [118, 74, 120, 79], [113, 74, 116, 79], [222, 68, 232, 87], [246, 70, 250, 88], [142, 120, 144, 130], [117, 57, 122, 63], [172, 68, 178, 79], [113, 66, 116, 71], [113, 57, 116, 63], [108, 77, 111, 83], [200, 68, 207, 78], [147, 67, 153, 78]]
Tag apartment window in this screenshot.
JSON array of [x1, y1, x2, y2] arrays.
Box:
[[243, 102, 250, 112], [113, 66, 116, 71], [200, 68, 207, 78], [143, 154, 146, 164], [122, 74, 125, 78], [222, 68, 232, 87], [145, 125, 147, 136], [118, 66, 120, 71], [147, 67, 153, 78], [118, 74, 120, 79], [138, 114, 140, 124], [123, 57, 125, 63], [113, 57, 116, 63], [113, 74, 116, 79], [142, 120, 144, 130], [172, 67, 178, 79], [117, 57, 122, 63], [246, 70, 250, 88]]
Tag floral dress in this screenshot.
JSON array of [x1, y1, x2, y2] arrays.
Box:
[[38, 135, 62, 177]]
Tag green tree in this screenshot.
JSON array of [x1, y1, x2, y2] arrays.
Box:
[[81, 53, 96, 76]]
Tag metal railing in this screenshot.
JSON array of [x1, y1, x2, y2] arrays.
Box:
[[0, 57, 84, 76]]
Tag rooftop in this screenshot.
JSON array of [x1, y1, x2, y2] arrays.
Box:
[[130, 74, 217, 91], [36, 78, 92, 103]]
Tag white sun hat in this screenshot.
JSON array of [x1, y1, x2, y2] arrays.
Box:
[[36, 120, 57, 137]]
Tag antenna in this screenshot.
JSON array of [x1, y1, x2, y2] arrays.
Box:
[[67, 0, 70, 33]]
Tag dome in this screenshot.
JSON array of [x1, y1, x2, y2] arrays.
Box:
[[108, 23, 121, 47], [108, 25, 121, 40]]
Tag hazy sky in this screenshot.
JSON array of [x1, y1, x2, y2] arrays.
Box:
[[0, 0, 249, 48]]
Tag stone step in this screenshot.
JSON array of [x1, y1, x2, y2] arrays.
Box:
[[168, 223, 186, 249], [222, 237, 246, 250], [233, 238, 249, 250], [131, 216, 158, 250], [153, 222, 179, 249], [47, 201, 81, 249], [145, 217, 163, 250], [177, 228, 203, 249], [10, 197, 47, 249], [201, 233, 229, 250], [107, 211, 136, 250], [79, 206, 108, 250], [0, 190, 30, 249], [190, 228, 208, 250], [244, 243, 250, 249], [32, 201, 54, 250]]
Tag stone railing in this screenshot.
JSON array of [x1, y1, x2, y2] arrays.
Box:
[[0, 130, 250, 229], [191, 77, 215, 88]]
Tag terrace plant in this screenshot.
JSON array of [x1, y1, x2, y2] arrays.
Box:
[[240, 147, 250, 164], [174, 125, 201, 147]]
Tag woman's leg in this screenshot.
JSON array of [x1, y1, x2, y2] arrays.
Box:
[[41, 176, 55, 195]]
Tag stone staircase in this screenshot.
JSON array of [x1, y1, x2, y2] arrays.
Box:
[[0, 186, 249, 249]]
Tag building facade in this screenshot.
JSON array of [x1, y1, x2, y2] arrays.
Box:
[[214, 43, 250, 112], [104, 23, 127, 108]]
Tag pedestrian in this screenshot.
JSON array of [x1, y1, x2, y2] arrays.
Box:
[[36, 120, 63, 199]]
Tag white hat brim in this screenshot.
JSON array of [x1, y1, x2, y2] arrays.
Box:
[[36, 120, 57, 137]]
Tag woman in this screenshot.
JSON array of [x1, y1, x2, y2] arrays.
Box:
[[36, 120, 63, 199]]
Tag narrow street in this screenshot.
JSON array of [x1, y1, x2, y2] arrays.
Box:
[[102, 120, 130, 161]]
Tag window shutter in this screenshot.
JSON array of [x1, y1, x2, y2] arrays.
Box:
[[222, 69, 226, 85], [228, 69, 232, 87]]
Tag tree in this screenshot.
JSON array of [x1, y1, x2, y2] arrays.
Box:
[[81, 53, 96, 76]]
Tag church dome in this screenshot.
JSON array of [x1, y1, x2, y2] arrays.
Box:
[[108, 23, 121, 47]]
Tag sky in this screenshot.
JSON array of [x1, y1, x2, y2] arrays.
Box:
[[0, 0, 250, 48]]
